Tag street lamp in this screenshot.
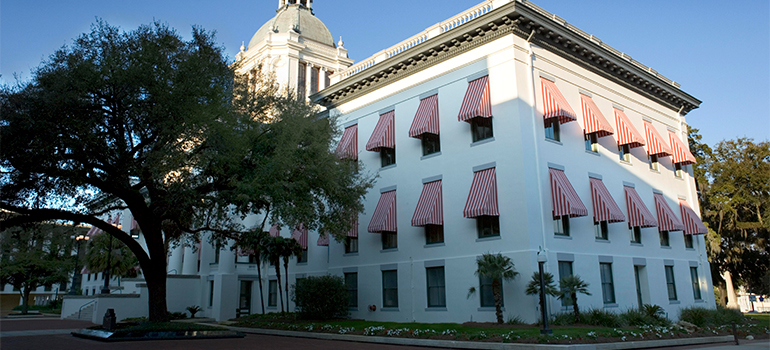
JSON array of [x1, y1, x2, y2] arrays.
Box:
[[537, 248, 552, 335], [68, 234, 89, 295]]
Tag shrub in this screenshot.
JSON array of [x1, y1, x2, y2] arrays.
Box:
[[620, 306, 670, 327], [550, 312, 576, 325], [581, 308, 624, 327], [291, 275, 349, 320], [186, 305, 202, 318], [679, 306, 747, 327], [168, 311, 187, 320], [506, 315, 526, 325]]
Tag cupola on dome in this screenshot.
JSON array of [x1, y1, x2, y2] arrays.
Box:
[[248, 0, 334, 49]]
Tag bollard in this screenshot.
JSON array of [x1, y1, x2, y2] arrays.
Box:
[[731, 322, 739, 345], [103, 309, 117, 331]]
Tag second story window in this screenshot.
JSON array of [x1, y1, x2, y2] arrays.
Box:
[[545, 118, 560, 141], [659, 230, 670, 247], [595, 221, 609, 240], [381, 231, 397, 250], [345, 237, 358, 254], [421, 133, 441, 156], [675, 163, 684, 178], [554, 215, 570, 236], [630, 226, 642, 243], [458, 76, 494, 143], [409, 94, 441, 156], [471, 117, 493, 142], [380, 148, 396, 167], [649, 154, 659, 171], [585, 133, 598, 152], [619, 144, 631, 162], [366, 111, 396, 168]]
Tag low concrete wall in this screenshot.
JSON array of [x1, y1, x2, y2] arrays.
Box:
[[61, 296, 96, 319], [91, 293, 147, 323]]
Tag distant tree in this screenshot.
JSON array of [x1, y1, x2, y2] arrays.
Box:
[[0, 222, 82, 314], [525, 271, 559, 318], [233, 230, 269, 314], [281, 238, 304, 312], [264, 236, 285, 312], [85, 232, 140, 280], [558, 275, 591, 323], [469, 253, 519, 324]]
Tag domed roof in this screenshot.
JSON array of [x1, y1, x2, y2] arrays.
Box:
[[248, 5, 335, 49]]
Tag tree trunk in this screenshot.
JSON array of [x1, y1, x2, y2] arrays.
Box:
[[274, 260, 284, 312], [572, 292, 580, 324], [20, 287, 31, 315], [256, 260, 265, 314], [492, 279, 503, 324], [145, 264, 169, 322], [283, 258, 289, 313]]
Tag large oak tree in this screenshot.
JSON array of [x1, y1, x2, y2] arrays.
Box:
[[0, 21, 372, 321]]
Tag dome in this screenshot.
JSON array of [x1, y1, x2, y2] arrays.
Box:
[[248, 4, 335, 49]]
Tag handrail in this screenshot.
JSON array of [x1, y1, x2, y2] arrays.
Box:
[[78, 300, 96, 319], [167, 269, 177, 274]]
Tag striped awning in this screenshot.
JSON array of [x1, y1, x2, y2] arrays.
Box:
[[654, 193, 686, 232], [111, 213, 122, 228], [268, 224, 280, 237], [409, 94, 439, 138], [614, 109, 645, 148], [669, 131, 697, 165], [540, 78, 577, 124], [291, 223, 308, 249], [130, 216, 140, 231], [412, 180, 443, 226], [589, 177, 625, 223], [680, 200, 708, 235], [335, 124, 358, 160], [317, 233, 329, 246], [549, 168, 588, 218], [580, 94, 614, 137], [643, 121, 672, 157], [368, 190, 397, 233], [623, 186, 657, 228], [463, 168, 499, 218], [237, 248, 254, 257], [347, 219, 359, 238], [81, 267, 91, 274], [365, 111, 395, 152], [458, 76, 492, 122], [86, 224, 101, 237]]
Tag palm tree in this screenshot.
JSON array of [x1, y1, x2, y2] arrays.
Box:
[[525, 271, 559, 319], [264, 236, 285, 312], [85, 232, 140, 281], [472, 253, 518, 324], [281, 239, 303, 311], [558, 275, 591, 323], [236, 229, 269, 314]]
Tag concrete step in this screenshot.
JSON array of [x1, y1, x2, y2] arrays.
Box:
[[65, 304, 94, 321]]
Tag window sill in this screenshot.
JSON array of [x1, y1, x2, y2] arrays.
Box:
[[380, 164, 397, 171], [630, 242, 643, 247], [585, 150, 600, 156], [266, 306, 277, 309], [478, 307, 505, 312], [669, 300, 681, 304], [620, 160, 632, 166], [344, 252, 359, 257], [694, 299, 705, 303], [476, 235, 501, 242], [603, 303, 619, 308], [424, 242, 445, 248], [649, 168, 660, 174], [421, 152, 441, 160], [296, 262, 308, 266], [380, 307, 399, 312], [660, 246, 672, 249], [425, 307, 447, 312], [380, 248, 398, 253], [685, 247, 695, 251], [595, 239, 611, 243], [554, 234, 572, 240], [471, 137, 495, 147], [674, 175, 684, 180], [544, 138, 562, 145], [209, 263, 219, 266]]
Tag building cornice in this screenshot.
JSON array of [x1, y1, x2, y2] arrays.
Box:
[[312, 0, 701, 115]]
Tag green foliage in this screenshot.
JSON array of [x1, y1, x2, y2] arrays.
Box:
[[291, 275, 349, 320], [558, 275, 591, 323], [186, 305, 202, 317], [679, 306, 748, 327], [525, 271, 559, 297], [506, 315, 526, 325], [581, 308, 623, 327], [473, 253, 518, 324], [167, 311, 187, 320], [85, 231, 139, 278]]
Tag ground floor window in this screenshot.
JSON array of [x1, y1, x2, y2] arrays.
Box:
[[690, 267, 702, 300], [382, 270, 398, 308], [600, 262, 616, 304], [209, 280, 215, 307], [239, 280, 252, 310], [268, 280, 277, 307], [345, 272, 358, 307], [558, 261, 573, 306], [426, 267, 446, 307], [665, 265, 678, 300], [479, 275, 503, 307]]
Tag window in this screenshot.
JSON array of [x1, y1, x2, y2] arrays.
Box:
[[631, 226, 642, 244], [345, 237, 358, 254], [380, 148, 396, 167], [675, 163, 683, 178], [324, 70, 332, 88], [44, 284, 52, 292], [421, 133, 441, 156], [297, 61, 307, 101], [665, 265, 678, 300], [214, 245, 221, 263], [600, 262, 616, 304], [544, 118, 560, 141], [660, 230, 670, 247], [684, 234, 694, 249], [585, 133, 598, 152], [471, 117, 493, 142], [649, 154, 659, 171], [239, 280, 252, 310], [476, 215, 500, 238], [382, 270, 398, 308], [248, 254, 259, 264], [297, 249, 308, 263], [345, 272, 358, 307], [425, 225, 444, 244], [594, 221, 609, 240], [554, 215, 570, 236], [618, 144, 631, 162], [310, 66, 320, 95], [87, 274, 91, 281], [478, 276, 503, 307], [690, 267, 702, 300], [84, 289, 88, 295], [426, 267, 446, 307], [558, 261, 573, 306], [381, 231, 397, 250], [209, 280, 215, 307], [268, 280, 277, 307]]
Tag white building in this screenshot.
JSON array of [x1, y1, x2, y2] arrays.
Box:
[[63, 0, 715, 324]]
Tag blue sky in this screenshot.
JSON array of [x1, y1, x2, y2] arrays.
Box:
[[2, 0, 767, 147]]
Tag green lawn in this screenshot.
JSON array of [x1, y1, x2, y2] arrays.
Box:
[[745, 313, 770, 325]]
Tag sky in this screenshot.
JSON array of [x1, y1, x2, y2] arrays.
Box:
[[1, 0, 768, 147]]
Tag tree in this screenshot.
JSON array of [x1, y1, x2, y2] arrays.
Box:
[[281, 237, 304, 312], [525, 271, 559, 319], [558, 275, 591, 323], [0, 21, 372, 321], [85, 231, 140, 281], [0, 222, 82, 314], [234, 229, 269, 314], [264, 236, 285, 312], [471, 253, 518, 324]]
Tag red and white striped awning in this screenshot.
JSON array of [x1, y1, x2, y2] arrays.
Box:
[[291, 223, 308, 249], [81, 266, 91, 274], [317, 233, 329, 246], [624, 186, 658, 228], [347, 219, 359, 238], [549, 168, 588, 218], [365, 111, 395, 152], [643, 121, 672, 157], [654, 193, 686, 232], [540, 78, 577, 124], [458, 76, 492, 122], [668, 131, 697, 165], [614, 109, 645, 148], [335, 124, 358, 160], [580, 94, 614, 137], [409, 94, 439, 138], [412, 180, 443, 226], [130, 216, 140, 231], [86, 224, 101, 237], [680, 200, 708, 235], [589, 178, 625, 223], [368, 190, 397, 233], [268, 224, 280, 237], [463, 168, 499, 218], [111, 213, 122, 228]]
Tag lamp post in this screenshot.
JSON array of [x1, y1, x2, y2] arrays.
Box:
[[68, 234, 89, 295], [537, 249, 552, 335]]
